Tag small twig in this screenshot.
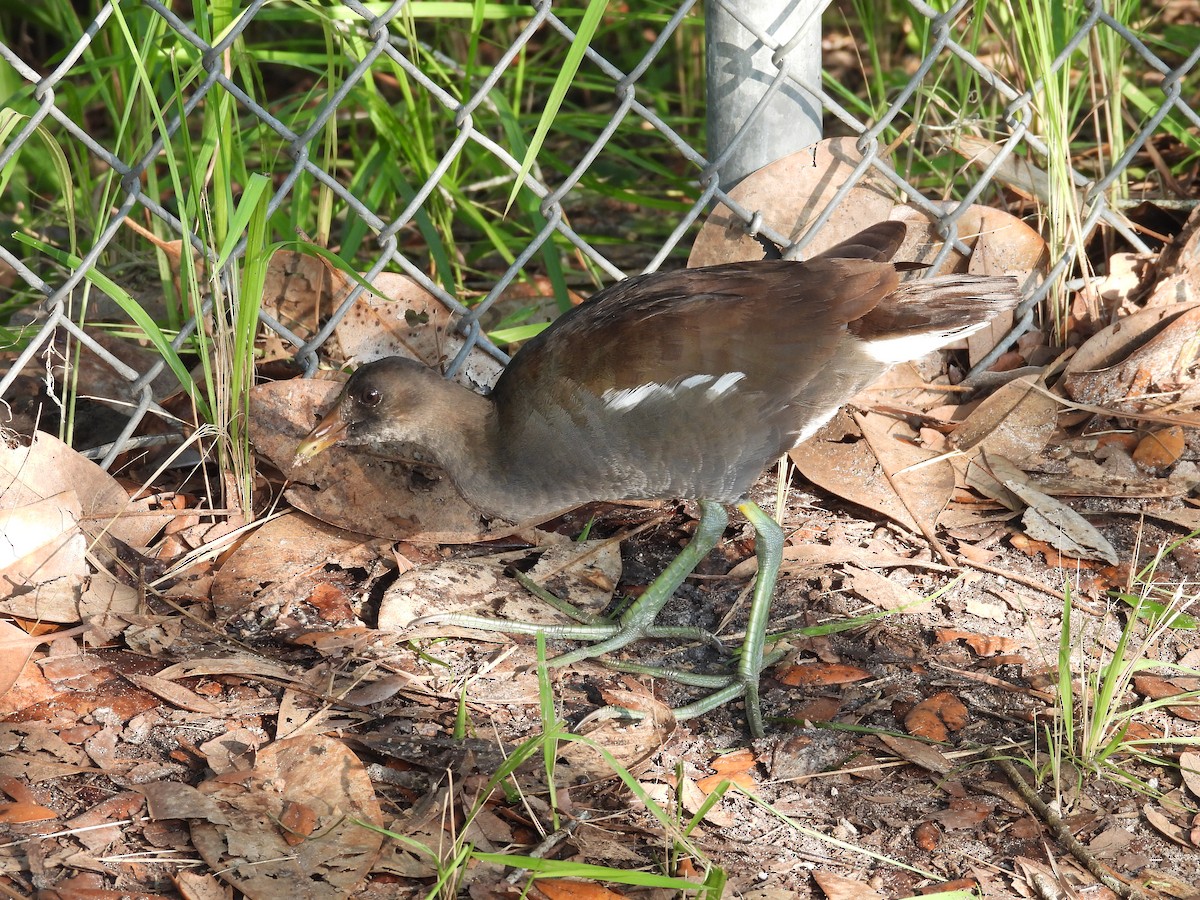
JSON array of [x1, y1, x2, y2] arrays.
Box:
[[953, 554, 1070, 600], [850, 409, 959, 569], [992, 755, 1149, 900], [504, 811, 591, 885]]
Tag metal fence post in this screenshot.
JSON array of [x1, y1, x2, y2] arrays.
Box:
[[704, 0, 823, 189]]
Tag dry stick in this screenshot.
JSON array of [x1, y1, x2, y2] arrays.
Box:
[[953, 554, 1072, 601], [503, 811, 591, 886], [991, 755, 1149, 900], [1028, 381, 1200, 430], [850, 409, 959, 568]]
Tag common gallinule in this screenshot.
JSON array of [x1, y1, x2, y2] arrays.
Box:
[[295, 221, 1021, 736]]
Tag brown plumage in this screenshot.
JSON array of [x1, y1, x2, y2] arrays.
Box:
[[296, 220, 1019, 522]]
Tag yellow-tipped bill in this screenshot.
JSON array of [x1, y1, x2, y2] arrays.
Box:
[[293, 405, 348, 466]]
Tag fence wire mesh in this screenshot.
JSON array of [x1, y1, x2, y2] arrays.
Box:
[[0, 0, 1197, 471]]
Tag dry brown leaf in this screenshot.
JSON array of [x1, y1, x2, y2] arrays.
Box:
[[1145, 203, 1200, 308], [0, 622, 92, 709], [1133, 675, 1200, 723], [290, 627, 379, 655], [729, 540, 953, 580], [537, 880, 630, 900], [934, 628, 1021, 657], [1087, 825, 1134, 858], [881, 202, 1048, 313], [1062, 301, 1200, 412], [954, 540, 1000, 564], [259, 251, 344, 363], [377, 546, 608, 634], [0, 432, 174, 550], [566, 687, 675, 777], [526, 539, 623, 610], [784, 697, 843, 724], [63, 791, 147, 852], [211, 510, 383, 620], [1005, 479, 1119, 565], [930, 797, 995, 829], [964, 596, 1007, 622], [856, 408, 954, 542], [1134, 867, 1200, 899], [913, 820, 942, 851], [1013, 856, 1075, 899], [766, 733, 858, 781], [331, 272, 504, 390], [861, 360, 956, 413], [966, 454, 1119, 565], [790, 409, 920, 533], [258, 256, 506, 394], [0, 722, 99, 783], [123, 673, 223, 716], [775, 662, 871, 687], [1008, 534, 1123, 584], [0, 800, 59, 823], [951, 375, 1058, 466], [174, 869, 232, 900], [0, 491, 87, 596], [155, 657, 299, 684], [1179, 751, 1200, 800], [1132, 425, 1186, 470], [877, 733, 953, 774], [844, 564, 932, 613], [903, 691, 968, 742], [1035, 455, 1182, 500], [1143, 804, 1190, 847], [811, 870, 885, 900], [697, 748, 758, 795], [0, 620, 37, 699], [186, 735, 383, 900], [0, 570, 141, 644], [0, 435, 174, 635], [688, 138, 895, 266], [662, 771, 733, 827], [1095, 251, 1149, 308]]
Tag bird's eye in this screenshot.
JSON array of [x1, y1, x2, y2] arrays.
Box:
[[357, 386, 382, 407]]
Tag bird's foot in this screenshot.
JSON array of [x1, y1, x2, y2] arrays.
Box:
[[610, 645, 787, 737], [410, 498, 785, 739], [409, 611, 726, 654], [409, 499, 730, 656]]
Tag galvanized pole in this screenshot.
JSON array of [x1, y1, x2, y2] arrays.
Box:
[[705, 0, 823, 189]]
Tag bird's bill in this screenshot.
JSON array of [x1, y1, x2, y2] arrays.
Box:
[[293, 407, 348, 465]]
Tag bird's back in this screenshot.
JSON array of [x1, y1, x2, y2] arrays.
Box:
[[484, 222, 1019, 516]]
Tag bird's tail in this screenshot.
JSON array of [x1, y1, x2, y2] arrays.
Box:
[[851, 275, 1022, 364]]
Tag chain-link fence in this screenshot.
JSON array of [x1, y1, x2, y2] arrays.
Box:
[[0, 1, 1197, 470]]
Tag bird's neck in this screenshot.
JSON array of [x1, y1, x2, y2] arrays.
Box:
[[404, 387, 502, 510], [437, 394, 580, 523]]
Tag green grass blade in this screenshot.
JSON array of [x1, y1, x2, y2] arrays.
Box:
[[13, 233, 209, 420], [505, 0, 609, 213]]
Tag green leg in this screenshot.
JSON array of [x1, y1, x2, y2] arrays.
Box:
[[668, 500, 782, 738], [735, 499, 783, 737]]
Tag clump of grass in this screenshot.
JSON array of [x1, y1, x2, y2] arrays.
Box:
[[359, 636, 727, 898], [1034, 534, 1200, 810], [0, 1, 704, 483]]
